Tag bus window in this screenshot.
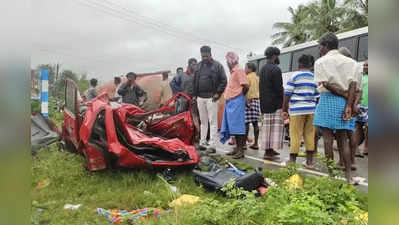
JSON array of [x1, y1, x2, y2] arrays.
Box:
[[339, 37, 358, 59], [292, 46, 319, 71], [279, 53, 292, 73], [358, 36, 368, 61]]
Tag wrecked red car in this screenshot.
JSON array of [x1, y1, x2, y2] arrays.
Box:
[[62, 79, 200, 171]]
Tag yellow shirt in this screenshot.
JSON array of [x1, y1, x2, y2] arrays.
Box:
[[246, 72, 259, 99]]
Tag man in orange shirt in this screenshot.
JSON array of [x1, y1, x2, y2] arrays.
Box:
[[220, 52, 249, 159]]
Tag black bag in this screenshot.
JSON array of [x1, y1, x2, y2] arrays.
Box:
[[193, 168, 267, 192], [234, 170, 267, 191]]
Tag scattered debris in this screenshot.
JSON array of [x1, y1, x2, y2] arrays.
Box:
[[169, 194, 200, 208], [285, 174, 304, 190], [36, 178, 50, 189], [193, 158, 268, 195], [63, 204, 82, 210], [97, 208, 162, 224], [31, 113, 60, 154]]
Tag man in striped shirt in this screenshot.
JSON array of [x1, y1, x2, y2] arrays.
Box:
[[282, 54, 319, 168]]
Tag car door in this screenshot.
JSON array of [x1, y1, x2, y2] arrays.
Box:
[[63, 79, 81, 149]]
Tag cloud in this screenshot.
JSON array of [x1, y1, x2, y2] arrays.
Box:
[[32, 0, 310, 81]]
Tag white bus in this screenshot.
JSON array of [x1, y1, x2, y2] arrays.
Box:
[[248, 26, 368, 87]]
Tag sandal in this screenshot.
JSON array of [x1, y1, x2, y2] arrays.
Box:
[[302, 162, 314, 169], [249, 144, 259, 150]]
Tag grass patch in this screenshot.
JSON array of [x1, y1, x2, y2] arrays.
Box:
[[32, 144, 367, 225]]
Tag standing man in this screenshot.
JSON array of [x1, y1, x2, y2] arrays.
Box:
[[118, 72, 147, 106], [313, 32, 359, 184], [245, 62, 261, 150], [86, 78, 98, 101], [112, 76, 122, 102], [357, 60, 368, 156], [259, 47, 284, 160], [170, 59, 197, 96], [220, 52, 249, 159], [282, 54, 318, 168], [170, 68, 185, 94], [170, 59, 198, 112], [193, 45, 227, 153], [159, 72, 172, 107]]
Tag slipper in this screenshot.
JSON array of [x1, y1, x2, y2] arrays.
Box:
[[349, 178, 360, 186], [363, 152, 368, 156], [228, 140, 235, 145], [249, 145, 259, 150], [355, 153, 364, 158], [263, 155, 280, 161], [302, 162, 314, 169]]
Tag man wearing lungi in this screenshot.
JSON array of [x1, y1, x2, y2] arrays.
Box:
[[220, 52, 249, 159], [259, 47, 284, 160], [313, 32, 359, 184]]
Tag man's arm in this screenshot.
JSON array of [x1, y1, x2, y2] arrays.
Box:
[[215, 64, 227, 96], [282, 74, 294, 120], [271, 67, 283, 95], [322, 82, 348, 99], [343, 81, 357, 120]]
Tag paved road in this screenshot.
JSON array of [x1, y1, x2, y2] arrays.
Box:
[[212, 134, 368, 192]]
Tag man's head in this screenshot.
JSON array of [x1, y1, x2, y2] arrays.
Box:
[[264, 47, 281, 65], [225, 51, 239, 70], [318, 32, 339, 56], [200, 45, 212, 64], [245, 62, 257, 74], [338, 47, 352, 58], [114, 76, 121, 86], [126, 72, 137, 82], [176, 67, 184, 74], [162, 72, 169, 80], [188, 58, 197, 72], [90, 78, 98, 87], [363, 60, 368, 74], [298, 54, 315, 70]]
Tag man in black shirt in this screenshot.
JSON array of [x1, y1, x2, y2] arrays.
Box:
[[193, 46, 227, 153], [118, 72, 147, 106], [259, 47, 284, 160]]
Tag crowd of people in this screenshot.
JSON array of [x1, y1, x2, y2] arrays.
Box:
[[87, 31, 368, 184]]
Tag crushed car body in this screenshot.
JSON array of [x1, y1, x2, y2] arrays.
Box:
[[62, 78, 200, 171]]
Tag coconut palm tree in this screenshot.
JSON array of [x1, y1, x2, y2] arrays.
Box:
[[271, 5, 311, 47], [305, 0, 348, 39], [341, 0, 368, 31]]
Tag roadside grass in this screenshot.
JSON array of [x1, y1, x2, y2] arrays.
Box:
[[32, 144, 367, 225]]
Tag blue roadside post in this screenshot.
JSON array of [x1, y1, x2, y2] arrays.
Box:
[[40, 69, 49, 117]]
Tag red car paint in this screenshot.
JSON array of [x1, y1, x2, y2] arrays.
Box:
[[62, 79, 199, 171]]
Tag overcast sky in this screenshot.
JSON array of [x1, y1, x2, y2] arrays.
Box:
[[31, 0, 311, 81]]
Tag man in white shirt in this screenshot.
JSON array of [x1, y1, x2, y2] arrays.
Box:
[[313, 32, 359, 184]]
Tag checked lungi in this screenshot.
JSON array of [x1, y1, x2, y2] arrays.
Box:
[[262, 109, 284, 150], [314, 93, 355, 131], [245, 99, 261, 124]]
